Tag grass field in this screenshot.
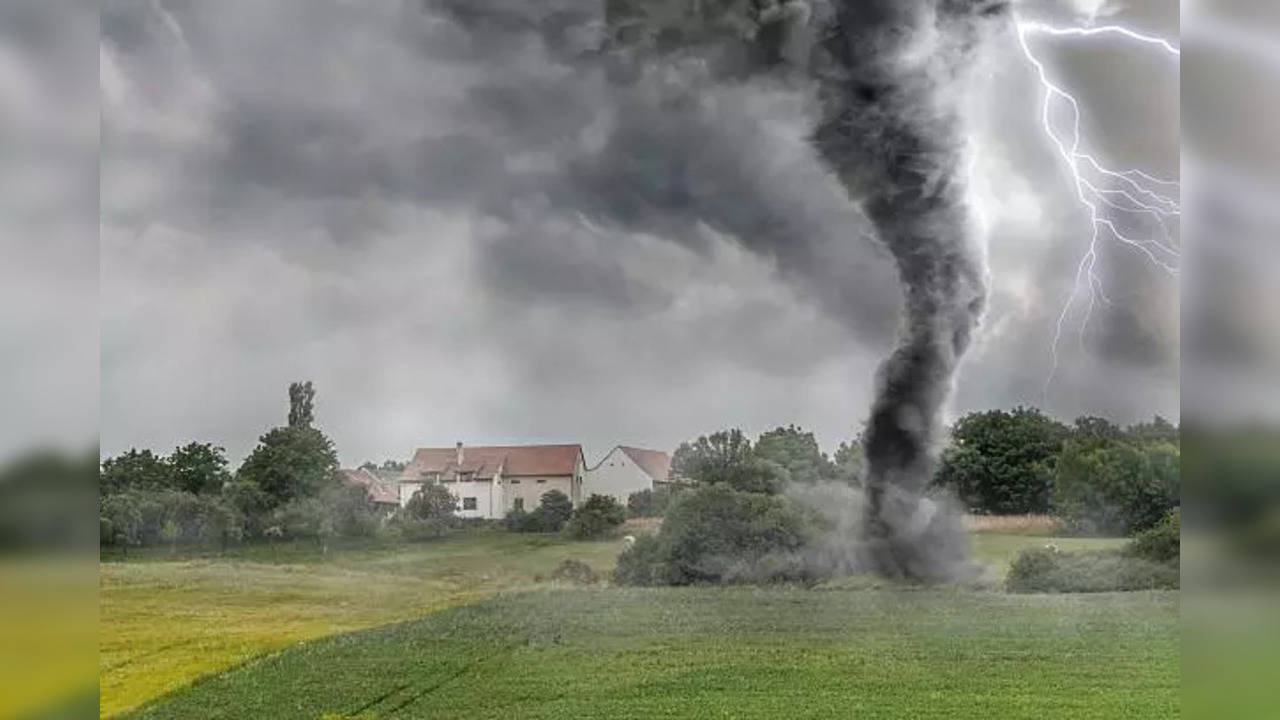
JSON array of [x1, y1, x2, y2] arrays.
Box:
[[102, 531, 1133, 718], [127, 586, 1178, 720], [99, 534, 624, 717]]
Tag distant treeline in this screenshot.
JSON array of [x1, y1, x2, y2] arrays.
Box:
[[98, 388, 1179, 551]]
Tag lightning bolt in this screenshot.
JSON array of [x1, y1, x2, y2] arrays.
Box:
[[1013, 18, 1181, 402]]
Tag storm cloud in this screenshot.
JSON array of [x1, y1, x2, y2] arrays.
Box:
[[95, 0, 1178, 465]]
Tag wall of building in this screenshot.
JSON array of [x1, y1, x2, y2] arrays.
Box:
[[400, 478, 506, 519], [444, 477, 503, 519], [584, 447, 653, 504], [500, 475, 574, 515]]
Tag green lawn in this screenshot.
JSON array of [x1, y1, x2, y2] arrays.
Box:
[[101, 532, 1131, 718], [127, 586, 1178, 720]]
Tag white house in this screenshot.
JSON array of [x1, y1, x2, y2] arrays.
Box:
[[397, 442, 586, 520], [584, 445, 672, 505]]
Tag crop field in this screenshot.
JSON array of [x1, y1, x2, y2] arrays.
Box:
[[127, 586, 1177, 720], [102, 532, 1142, 718]]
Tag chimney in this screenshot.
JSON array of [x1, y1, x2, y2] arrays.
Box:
[[456, 441, 464, 467]]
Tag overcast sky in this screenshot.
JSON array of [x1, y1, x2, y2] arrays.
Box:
[[89, 0, 1180, 467]]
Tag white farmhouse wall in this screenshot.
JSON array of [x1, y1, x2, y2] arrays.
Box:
[[400, 479, 505, 519], [585, 447, 653, 504], [446, 478, 503, 519]]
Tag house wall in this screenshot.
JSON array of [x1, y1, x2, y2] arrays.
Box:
[[584, 447, 653, 504], [500, 475, 574, 515], [444, 477, 502, 519], [400, 478, 505, 519]]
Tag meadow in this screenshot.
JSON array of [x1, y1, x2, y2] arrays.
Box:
[[101, 531, 1153, 719], [126, 586, 1177, 719]]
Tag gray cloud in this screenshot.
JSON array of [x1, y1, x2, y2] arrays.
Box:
[[96, 0, 1179, 466]]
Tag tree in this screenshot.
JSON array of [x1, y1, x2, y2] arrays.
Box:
[[100, 492, 143, 549], [671, 429, 787, 495], [360, 459, 407, 472], [238, 384, 339, 508], [670, 430, 754, 485], [288, 380, 315, 428], [754, 425, 836, 485], [832, 436, 865, 485], [100, 449, 171, 495], [169, 442, 230, 495], [404, 483, 458, 522], [320, 483, 380, 539], [565, 494, 627, 539], [1071, 416, 1125, 445], [237, 425, 339, 507], [1054, 439, 1179, 535], [935, 407, 1070, 514], [1127, 416, 1179, 444]]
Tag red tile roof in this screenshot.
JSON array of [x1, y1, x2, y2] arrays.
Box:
[[339, 468, 399, 504], [619, 446, 671, 483], [400, 444, 583, 481]]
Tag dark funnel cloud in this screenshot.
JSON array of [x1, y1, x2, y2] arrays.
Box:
[[809, 0, 1010, 580]]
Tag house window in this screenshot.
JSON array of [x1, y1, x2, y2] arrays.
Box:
[[421, 471, 440, 481], [510, 479, 521, 484], [457, 472, 473, 482], [462, 497, 477, 511], [536, 478, 546, 484], [513, 498, 524, 511]]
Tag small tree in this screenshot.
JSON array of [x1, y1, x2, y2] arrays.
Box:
[[565, 494, 627, 539], [405, 483, 458, 522], [509, 489, 575, 533]]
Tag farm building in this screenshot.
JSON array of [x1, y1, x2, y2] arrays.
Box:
[[397, 443, 586, 519], [584, 445, 671, 504], [338, 468, 400, 514]]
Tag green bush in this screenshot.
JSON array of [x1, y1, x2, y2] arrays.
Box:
[[613, 483, 818, 586], [565, 494, 627, 539], [99, 489, 244, 548], [1125, 508, 1180, 564], [390, 516, 453, 542], [1006, 546, 1178, 593], [627, 486, 678, 518], [508, 490, 574, 533]]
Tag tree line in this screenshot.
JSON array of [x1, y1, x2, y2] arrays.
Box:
[[100, 382, 372, 551]]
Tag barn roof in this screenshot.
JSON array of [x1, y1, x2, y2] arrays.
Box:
[[618, 446, 671, 483]]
